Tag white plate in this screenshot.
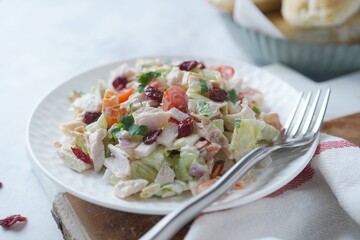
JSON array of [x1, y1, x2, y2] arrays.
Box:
[[26, 56, 318, 215]]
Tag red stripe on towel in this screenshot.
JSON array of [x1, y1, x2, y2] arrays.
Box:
[[266, 164, 315, 198], [266, 140, 356, 198], [314, 140, 356, 155]]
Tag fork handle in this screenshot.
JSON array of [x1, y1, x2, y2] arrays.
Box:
[[141, 147, 274, 240]]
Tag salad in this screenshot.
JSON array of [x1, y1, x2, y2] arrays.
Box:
[[55, 59, 282, 200]]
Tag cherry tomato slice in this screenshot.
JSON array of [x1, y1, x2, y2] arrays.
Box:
[[214, 66, 235, 79], [162, 86, 188, 113]]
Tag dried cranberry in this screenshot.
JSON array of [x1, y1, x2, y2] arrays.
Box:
[[0, 215, 27, 228], [198, 62, 206, 69], [71, 147, 93, 165], [178, 117, 194, 138], [178, 61, 202, 71], [169, 117, 179, 124], [112, 75, 128, 90], [83, 112, 101, 125], [144, 85, 164, 102], [209, 86, 228, 102], [143, 129, 163, 145]]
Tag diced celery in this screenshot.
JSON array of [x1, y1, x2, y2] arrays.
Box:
[[212, 119, 224, 133], [141, 146, 167, 171], [140, 183, 161, 199], [172, 134, 200, 149]]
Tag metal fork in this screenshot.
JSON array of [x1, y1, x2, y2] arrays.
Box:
[[141, 89, 331, 240]]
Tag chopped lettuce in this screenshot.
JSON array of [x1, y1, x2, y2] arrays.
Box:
[[172, 134, 200, 149], [141, 146, 168, 171], [130, 147, 169, 183], [168, 146, 206, 181], [130, 160, 158, 183], [187, 91, 211, 102], [224, 105, 256, 132], [230, 119, 280, 161], [140, 183, 161, 199], [212, 119, 224, 132], [197, 100, 213, 117], [168, 147, 192, 181], [187, 75, 202, 94], [200, 69, 222, 82], [158, 180, 189, 198]]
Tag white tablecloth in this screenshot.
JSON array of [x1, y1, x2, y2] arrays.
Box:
[[0, 0, 359, 239]]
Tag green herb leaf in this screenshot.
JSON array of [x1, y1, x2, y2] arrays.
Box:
[[228, 89, 238, 105], [128, 125, 148, 136], [119, 115, 135, 130], [110, 125, 122, 139], [138, 85, 145, 93], [117, 114, 148, 136], [197, 100, 213, 117], [252, 105, 261, 115], [199, 79, 208, 94], [235, 119, 241, 128], [137, 71, 161, 93], [129, 101, 134, 113]]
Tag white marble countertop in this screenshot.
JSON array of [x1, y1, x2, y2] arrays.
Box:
[[0, 0, 359, 239]]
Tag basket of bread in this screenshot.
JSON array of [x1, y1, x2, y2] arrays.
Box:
[[208, 0, 360, 79]]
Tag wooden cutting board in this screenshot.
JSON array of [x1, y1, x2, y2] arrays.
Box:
[[52, 113, 360, 240]]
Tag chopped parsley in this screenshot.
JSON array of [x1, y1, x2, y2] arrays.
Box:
[[199, 79, 208, 94], [228, 89, 238, 105], [235, 119, 241, 128], [110, 125, 122, 139], [137, 71, 161, 93], [197, 100, 213, 117], [111, 114, 148, 138], [252, 105, 261, 115]]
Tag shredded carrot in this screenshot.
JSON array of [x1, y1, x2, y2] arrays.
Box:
[[102, 89, 126, 126], [118, 88, 135, 103]]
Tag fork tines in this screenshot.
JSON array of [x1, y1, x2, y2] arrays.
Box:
[[284, 89, 331, 139]]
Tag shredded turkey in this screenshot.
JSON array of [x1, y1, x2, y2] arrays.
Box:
[[56, 145, 92, 172], [154, 163, 175, 185], [114, 179, 148, 198], [134, 142, 158, 158], [134, 108, 170, 130], [89, 128, 107, 172], [157, 123, 178, 147], [196, 121, 233, 159], [104, 144, 131, 178]]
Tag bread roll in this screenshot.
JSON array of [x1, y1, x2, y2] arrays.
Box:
[[268, 11, 360, 43], [207, 0, 235, 12], [282, 0, 360, 27], [207, 0, 281, 13], [253, 0, 281, 12]]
